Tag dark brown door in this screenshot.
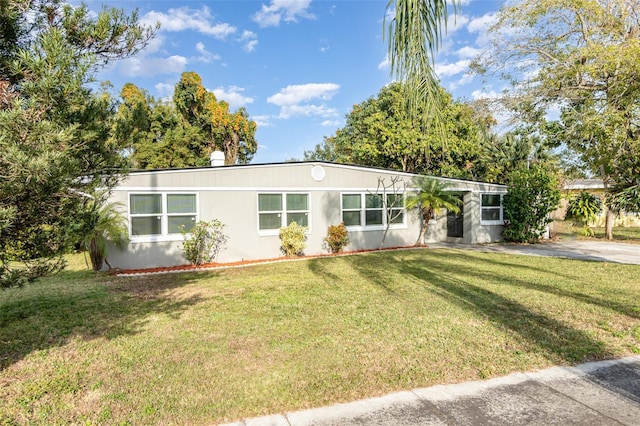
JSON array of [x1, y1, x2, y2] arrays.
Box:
[[447, 195, 464, 238]]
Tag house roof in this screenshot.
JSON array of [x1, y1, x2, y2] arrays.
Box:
[[564, 179, 605, 190], [127, 160, 508, 189]]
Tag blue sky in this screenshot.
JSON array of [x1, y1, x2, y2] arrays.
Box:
[[92, 0, 504, 163]]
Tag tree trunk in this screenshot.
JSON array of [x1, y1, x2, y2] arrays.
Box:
[[414, 208, 432, 246], [605, 208, 614, 240], [88, 238, 103, 272]]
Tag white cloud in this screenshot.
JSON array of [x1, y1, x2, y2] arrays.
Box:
[[457, 46, 481, 59], [252, 0, 315, 28], [194, 42, 221, 63], [467, 13, 497, 33], [267, 83, 340, 119], [155, 82, 175, 99], [448, 73, 474, 90], [471, 89, 500, 100], [435, 59, 470, 77], [252, 115, 272, 127], [119, 55, 187, 77], [321, 120, 341, 127], [446, 14, 469, 34], [141, 6, 236, 39], [278, 104, 338, 119], [378, 55, 390, 70], [211, 86, 254, 110], [239, 31, 258, 52], [268, 83, 340, 106]]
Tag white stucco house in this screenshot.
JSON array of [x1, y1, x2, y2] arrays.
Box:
[[106, 160, 507, 270]]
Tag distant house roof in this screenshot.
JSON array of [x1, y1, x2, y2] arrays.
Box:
[[564, 179, 605, 190]]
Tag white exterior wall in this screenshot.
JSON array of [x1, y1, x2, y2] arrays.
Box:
[[106, 163, 506, 270]]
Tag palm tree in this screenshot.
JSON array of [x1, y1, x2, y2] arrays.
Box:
[[385, 0, 457, 134], [80, 196, 129, 272], [406, 176, 461, 246]]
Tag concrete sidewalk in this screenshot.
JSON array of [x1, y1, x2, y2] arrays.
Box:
[[222, 356, 640, 425]]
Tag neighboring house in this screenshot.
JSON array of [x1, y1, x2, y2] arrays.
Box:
[[106, 160, 507, 270], [553, 179, 640, 227]]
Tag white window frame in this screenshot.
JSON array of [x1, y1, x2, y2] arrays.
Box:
[[129, 192, 199, 242], [341, 192, 407, 231], [257, 192, 311, 235], [480, 193, 504, 225]]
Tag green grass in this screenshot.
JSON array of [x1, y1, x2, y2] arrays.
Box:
[[554, 221, 640, 243], [2, 249, 640, 424]]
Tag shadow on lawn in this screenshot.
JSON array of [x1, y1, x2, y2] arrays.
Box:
[[340, 250, 617, 364], [0, 269, 212, 370]]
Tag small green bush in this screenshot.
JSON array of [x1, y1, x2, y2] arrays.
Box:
[[323, 223, 349, 253], [565, 191, 602, 236], [279, 221, 307, 257], [181, 219, 228, 265]]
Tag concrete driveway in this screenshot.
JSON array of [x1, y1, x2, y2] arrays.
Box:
[[431, 240, 640, 265]]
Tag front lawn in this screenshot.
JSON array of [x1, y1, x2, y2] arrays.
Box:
[[1, 249, 639, 424]]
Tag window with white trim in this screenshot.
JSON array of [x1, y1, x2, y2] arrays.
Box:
[[129, 193, 197, 237], [258, 193, 309, 231], [480, 194, 503, 224], [341, 193, 406, 229]]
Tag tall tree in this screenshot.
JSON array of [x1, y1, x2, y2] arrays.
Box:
[[120, 72, 258, 168], [305, 83, 488, 179], [385, 0, 458, 139], [475, 0, 640, 239], [0, 1, 155, 287]]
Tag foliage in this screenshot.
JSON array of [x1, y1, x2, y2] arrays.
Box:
[[306, 83, 489, 179], [0, 1, 154, 288], [323, 223, 350, 254], [503, 165, 561, 243], [384, 0, 458, 142], [406, 177, 461, 245], [475, 0, 640, 239], [279, 221, 307, 257], [477, 132, 556, 184], [565, 191, 602, 236], [76, 194, 129, 272], [117, 72, 258, 168], [180, 220, 228, 266]]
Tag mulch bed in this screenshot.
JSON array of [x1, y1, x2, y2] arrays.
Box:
[[117, 245, 426, 276]]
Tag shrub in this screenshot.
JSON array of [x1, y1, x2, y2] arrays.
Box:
[[323, 223, 349, 253], [180, 219, 228, 265], [279, 221, 307, 257], [565, 191, 602, 236], [503, 165, 561, 243]]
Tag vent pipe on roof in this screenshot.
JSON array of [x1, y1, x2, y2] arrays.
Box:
[[210, 151, 225, 167]]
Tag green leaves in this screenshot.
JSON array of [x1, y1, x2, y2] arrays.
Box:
[[503, 165, 561, 243]]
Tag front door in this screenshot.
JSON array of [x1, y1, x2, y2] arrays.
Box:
[[447, 194, 464, 238]]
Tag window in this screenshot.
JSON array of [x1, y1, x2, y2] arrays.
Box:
[[258, 193, 309, 232], [129, 193, 197, 238], [341, 193, 406, 229], [481, 194, 503, 224]]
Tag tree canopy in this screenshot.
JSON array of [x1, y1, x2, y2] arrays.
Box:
[[476, 0, 640, 238], [115, 72, 258, 169], [305, 82, 491, 180], [0, 0, 155, 287]]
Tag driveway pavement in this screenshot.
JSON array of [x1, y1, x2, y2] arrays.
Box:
[[222, 356, 640, 425], [431, 240, 640, 265]]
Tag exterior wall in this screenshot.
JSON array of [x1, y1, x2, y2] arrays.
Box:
[[107, 163, 506, 270]]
